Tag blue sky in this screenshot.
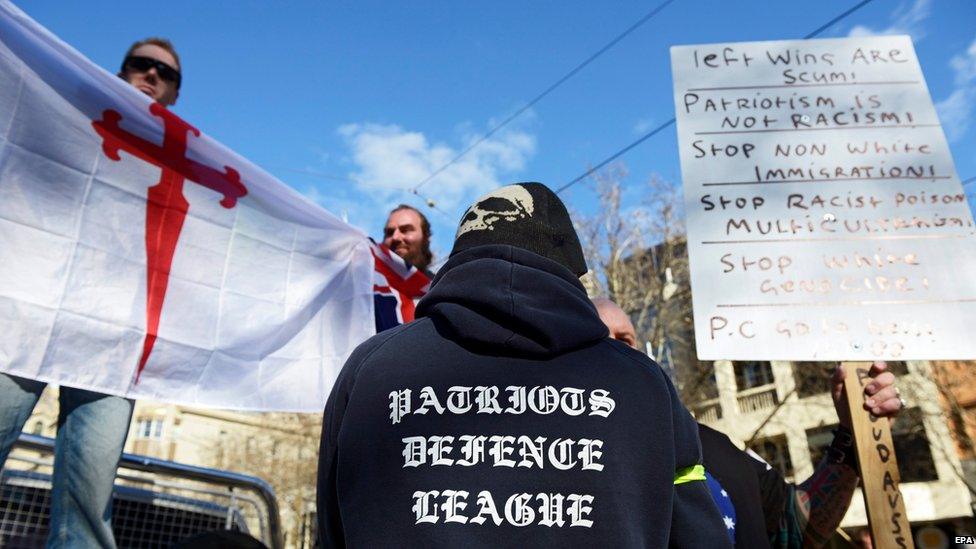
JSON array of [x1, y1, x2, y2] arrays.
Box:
[[18, 0, 976, 264]]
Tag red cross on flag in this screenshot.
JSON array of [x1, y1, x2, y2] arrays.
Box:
[[0, 2, 375, 412]]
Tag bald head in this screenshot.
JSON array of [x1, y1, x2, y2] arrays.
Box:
[[593, 298, 637, 349]]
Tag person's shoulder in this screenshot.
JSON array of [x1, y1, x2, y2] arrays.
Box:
[[328, 319, 435, 405], [586, 338, 685, 406], [698, 423, 735, 447], [698, 424, 745, 458], [596, 337, 668, 380], [346, 319, 434, 369], [698, 423, 782, 483]]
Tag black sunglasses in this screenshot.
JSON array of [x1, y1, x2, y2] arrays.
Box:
[[122, 56, 181, 88]]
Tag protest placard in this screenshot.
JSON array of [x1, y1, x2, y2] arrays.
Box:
[[671, 36, 976, 361]]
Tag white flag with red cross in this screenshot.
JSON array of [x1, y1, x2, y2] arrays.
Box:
[[0, 1, 375, 412]]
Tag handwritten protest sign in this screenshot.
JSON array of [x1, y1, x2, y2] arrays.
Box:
[[671, 36, 976, 361]]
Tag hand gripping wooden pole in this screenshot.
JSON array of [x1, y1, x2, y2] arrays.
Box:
[[842, 362, 914, 549]]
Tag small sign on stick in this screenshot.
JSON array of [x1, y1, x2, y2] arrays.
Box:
[[843, 362, 914, 549], [667, 36, 970, 548]]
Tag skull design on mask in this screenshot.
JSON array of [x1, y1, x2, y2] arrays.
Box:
[[456, 186, 535, 238]]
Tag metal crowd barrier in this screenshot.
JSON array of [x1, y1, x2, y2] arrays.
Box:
[[1, 433, 283, 549]]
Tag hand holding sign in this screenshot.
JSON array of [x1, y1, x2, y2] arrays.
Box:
[[831, 361, 903, 429]]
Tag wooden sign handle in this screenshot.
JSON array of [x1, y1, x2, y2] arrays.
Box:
[[842, 361, 914, 549]]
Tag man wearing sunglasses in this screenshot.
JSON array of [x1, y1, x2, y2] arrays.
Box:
[[0, 37, 182, 548], [119, 37, 181, 107]]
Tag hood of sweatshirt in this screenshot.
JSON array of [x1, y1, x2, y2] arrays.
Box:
[[415, 244, 609, 357]]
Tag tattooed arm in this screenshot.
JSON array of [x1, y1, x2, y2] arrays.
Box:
[[792, 362, 904, 547], [794, 447, 860, 546]]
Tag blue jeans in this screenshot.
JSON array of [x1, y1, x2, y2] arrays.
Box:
[[0, 373, 133, 548]]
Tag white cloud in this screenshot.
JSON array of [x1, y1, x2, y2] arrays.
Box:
[[950, 38, 976, 84], [336, 120, 536, 212], [633, 117, 655, 135], [937, 88, 971, 142], [298, 184, 363, 225], [936, 37, 976, 142], [848, 0, 931, 39]]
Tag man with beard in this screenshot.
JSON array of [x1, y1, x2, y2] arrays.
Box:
[[382, 204, 434, 275], [373, 205, 435, 332]]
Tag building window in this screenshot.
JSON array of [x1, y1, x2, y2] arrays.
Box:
[[794, 362, 838, 398], [794, 362, 908, 399], [805, 409, 937, 483], [136, 418, 164, 440], [892, 408, 938, 482], [734, 361, 775, 391], [680, 362, 720, 402], [806, 424, 838, 466], [748, 435, 794, 478]]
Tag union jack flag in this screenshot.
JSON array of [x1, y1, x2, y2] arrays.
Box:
[[371, 240, 431, 332]]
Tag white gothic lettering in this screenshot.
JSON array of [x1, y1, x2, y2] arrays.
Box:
[[401, 435, 606, 471], [388, 386, 615, 424], [412, 490, 596, 528]]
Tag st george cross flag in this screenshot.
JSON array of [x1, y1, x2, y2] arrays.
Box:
[[0, 1, 375, 412], [371, 240, 430, 333]]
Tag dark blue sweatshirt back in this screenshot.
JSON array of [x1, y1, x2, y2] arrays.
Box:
[[317, 245, 730, 548]]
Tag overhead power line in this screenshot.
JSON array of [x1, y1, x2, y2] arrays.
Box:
[[410, 0, 678, 195], [285, 169, 454, 216], [557, 0, 877, 194], [555, 119, 675, 194], [282, 167, 382, 188], [802, 0, 876, 40], [283, 167, 444, 211]]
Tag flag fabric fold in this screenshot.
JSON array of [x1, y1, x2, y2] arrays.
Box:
[[370, 240, 431, 332], [0, 0, 375, 412]]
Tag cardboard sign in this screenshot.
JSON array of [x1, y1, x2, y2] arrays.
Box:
[[671, 36, 976, 361]]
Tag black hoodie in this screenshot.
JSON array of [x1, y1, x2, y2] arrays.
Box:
[[317, 245, 730, 548]]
